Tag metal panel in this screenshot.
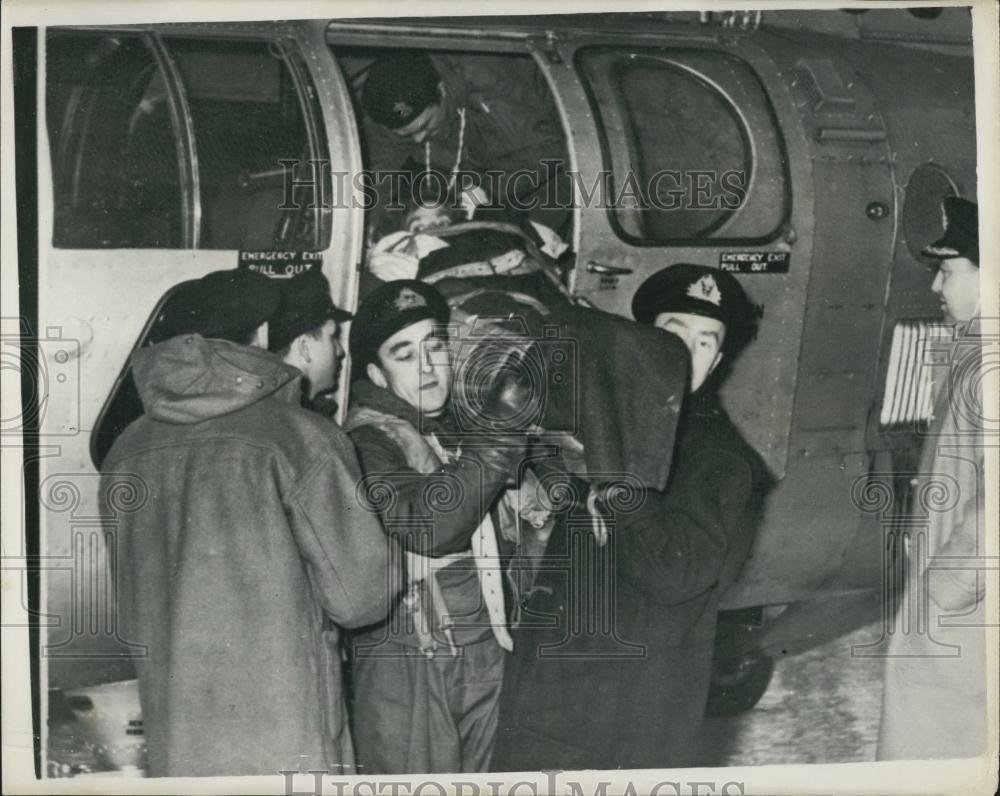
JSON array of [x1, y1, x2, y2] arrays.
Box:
[[720, 35, 896, 609], [795, 373, 870, 431], [41, 249, 235, 688], [721, 453, 873, 608], [289, 19, 366, 418], [791, 156, 895, 455]]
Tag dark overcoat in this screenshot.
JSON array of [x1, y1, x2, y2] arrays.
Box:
[[491, 390, 773, 771]]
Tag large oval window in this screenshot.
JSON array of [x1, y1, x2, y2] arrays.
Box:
[[578, 47, 789, 245]]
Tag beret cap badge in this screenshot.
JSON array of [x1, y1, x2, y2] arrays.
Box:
[[687, 274, 723, 307], [394, 287, 428, 311]]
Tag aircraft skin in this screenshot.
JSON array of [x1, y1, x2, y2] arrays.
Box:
[[13, 9, 976, 691]]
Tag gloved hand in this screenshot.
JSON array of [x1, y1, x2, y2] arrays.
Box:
[[420, 439, 526, 556]]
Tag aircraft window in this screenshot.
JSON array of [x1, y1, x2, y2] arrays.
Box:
[[163, 38, 328, 250], [46, 34, 328, 251], [577, 48, 789, 245], [879, 319, 952, 428], [47, 32, 187, 248]]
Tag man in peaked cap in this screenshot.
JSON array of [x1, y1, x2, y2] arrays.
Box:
[[632, 262, 759, 392], [345, 279, 536, 774], [360, 51, 570, 234], [618, 263, 773, 765], [879, 197, 989, 760], [922, 196, 981, 324], [101, 269, 398, 776], [492, 263, 773, 771], [268, 268, 353, 406]]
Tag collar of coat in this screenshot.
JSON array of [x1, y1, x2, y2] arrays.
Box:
[[349, 379, 457, 442]]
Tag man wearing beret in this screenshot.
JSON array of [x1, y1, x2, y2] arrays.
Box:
[[491, 263, 773, 771], [344, 279, 532, 773], [360, 52, 570, 235], [101, 269, 398, 776], [878, 197, 989, 760]]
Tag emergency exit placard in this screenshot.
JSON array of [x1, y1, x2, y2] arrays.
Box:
[[719, 251, 790, 274], [238, 251, 324, 278]]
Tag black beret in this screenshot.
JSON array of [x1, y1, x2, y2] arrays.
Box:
[[349, 279, 450, 371], [362, 53, 440, 129], [151, 269, 280, 344], [268, 269, 353, 353], [922, 196, 979, 265], [632, 263, 757, 349]]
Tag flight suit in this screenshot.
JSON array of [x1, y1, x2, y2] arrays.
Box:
[[345, 380, 517, 774]]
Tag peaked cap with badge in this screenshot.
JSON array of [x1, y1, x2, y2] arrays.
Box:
[[632, 263, 758, 353], [349, 279, 451, 370], [922, 196, 979, 265], [362, 53, 442, 130]]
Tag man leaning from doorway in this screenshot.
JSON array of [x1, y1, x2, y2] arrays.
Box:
[[360, 52, 570, 235]]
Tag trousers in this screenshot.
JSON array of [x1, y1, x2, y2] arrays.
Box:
[[350, 635, 506, 774]]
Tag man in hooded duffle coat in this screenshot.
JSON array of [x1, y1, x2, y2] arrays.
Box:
[[491, 263, 773, 771], [102, 270, 399, 777], [877, 197, 991, 760]]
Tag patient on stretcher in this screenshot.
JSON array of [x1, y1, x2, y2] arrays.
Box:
[[365, 197, 569, 288]]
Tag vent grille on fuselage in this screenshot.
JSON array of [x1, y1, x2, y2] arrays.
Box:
[[879, 319, 952, 428]]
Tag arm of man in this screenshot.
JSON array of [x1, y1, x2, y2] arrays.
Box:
[[285, 433, 401, 628], [351, 424, 515, 557], [611, 447, 756, 606]]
